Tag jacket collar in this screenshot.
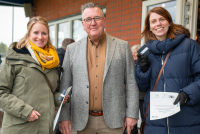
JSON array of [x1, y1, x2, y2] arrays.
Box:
[[6, 42, 52, 74], [103, 33, 116, 81], [146, 34, 188, 55]]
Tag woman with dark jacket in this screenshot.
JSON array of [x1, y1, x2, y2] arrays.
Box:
[[136, 7, 200, 134], [0, 16, 68, 134], [57, 38, 74, 77]]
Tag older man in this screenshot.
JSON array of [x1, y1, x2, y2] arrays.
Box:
[[59, 2, 139, 134]]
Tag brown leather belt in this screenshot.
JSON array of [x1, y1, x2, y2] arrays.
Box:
[[89, 110, 103, 116]]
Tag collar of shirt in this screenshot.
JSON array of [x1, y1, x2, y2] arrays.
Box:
[[88, 32, 106, 46]]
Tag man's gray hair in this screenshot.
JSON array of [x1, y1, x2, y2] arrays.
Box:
[[81, 2, 104, 18]]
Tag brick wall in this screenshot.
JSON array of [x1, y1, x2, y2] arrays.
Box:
[[33, 0, 142, 47]]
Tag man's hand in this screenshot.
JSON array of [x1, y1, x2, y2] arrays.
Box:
[[63, 95, 69, 103], [28, 110, 41, 122], [59, 120, 72, 134], [123, 117, 137, 134]]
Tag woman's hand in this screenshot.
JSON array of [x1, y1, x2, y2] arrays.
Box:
[[173, 92, 188, 106], [137, 54, 150, 72], [28, 110, 41, 122], [63, 95, 69, 103]]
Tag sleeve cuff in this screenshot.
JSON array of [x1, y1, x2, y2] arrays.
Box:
[[21, 103, 33, 121]]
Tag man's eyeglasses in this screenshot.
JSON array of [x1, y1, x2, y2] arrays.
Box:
[[83, 16, 104, 24]]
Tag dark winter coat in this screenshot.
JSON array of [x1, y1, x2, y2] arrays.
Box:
[[136, 34, 200, 134], [57, 48, 65, 76]]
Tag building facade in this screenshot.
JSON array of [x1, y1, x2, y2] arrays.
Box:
[[33, 0, 199, 48]]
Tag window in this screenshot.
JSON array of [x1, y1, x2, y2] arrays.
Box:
[[49, 25, 55, 46], [58, 22, 70, 48], [73, 19, 87, 41], [49, 14, 83, 48], [0, 6, 29, 48]]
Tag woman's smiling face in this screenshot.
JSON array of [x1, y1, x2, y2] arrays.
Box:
[[29, 22, 48, 49], [149, 12, 170, 41]]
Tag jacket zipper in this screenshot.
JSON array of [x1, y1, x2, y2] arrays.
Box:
[[161, 55, 169, 134]]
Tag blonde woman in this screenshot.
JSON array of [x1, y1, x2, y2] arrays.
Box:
[[0, 16, 68, 134]]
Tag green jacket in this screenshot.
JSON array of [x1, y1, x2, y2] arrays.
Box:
[[0, 43, 61, 134]]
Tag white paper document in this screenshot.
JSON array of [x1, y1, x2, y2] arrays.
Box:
[[53, 86, 72, 131], [150, 92, 180, 120]]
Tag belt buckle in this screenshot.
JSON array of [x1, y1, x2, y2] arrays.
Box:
[[89, 110, 103, 116]]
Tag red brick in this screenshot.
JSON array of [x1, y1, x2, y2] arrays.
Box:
[[106, 13, 114, 18], [122, 20, 130, 25], [131, 12, 142, 18], [131, 23, 141, 29], [111, 0, 122, 2], [106, 23, 113, 28], [114, 6, 122, 12], [122, 4, 132, 10], [113, 21, 121, 27], [122, 25, 131, 30], [121, 35, 130, 41], [113, 16, 122, 21], [132, 6, 142, 13], [122, 9, 132, 15], [99, 1, 106, 6], [106, 8, 114, 14], [129, 40, 141, 45], [131, 18, 141, 23], [130, 35, 140, 40], [114, 1, 123, 7], [132, 1, 142, 7], [66, 10, 74, 16], [113, 27, 121, 32], [112, 32, 121, 37], [107, 3, 114, 8], [68, 3, 74, 8], [106, 18, 113, 23], [105, 28, 112, 33], [74, 8, 80, 14], [106, 0, 114, 4], [113, 11, 122, 17], [121, 30, 130, 36], [123, 0, 132, 4], [122, 14, 131, 20], [131, 29, 141, 35]]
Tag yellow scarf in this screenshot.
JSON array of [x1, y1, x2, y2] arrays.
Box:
[[29, 40, 59, 70]]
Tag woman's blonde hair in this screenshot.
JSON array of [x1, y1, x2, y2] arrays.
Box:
[[16, 16, 52, 49]]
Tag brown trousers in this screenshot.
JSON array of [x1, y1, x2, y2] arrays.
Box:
[[77, 115, 123, 134]]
